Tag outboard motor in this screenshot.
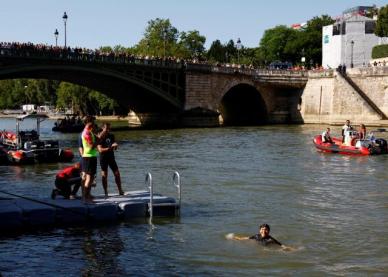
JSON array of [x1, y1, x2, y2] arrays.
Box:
[[374, 138, 388, 154]]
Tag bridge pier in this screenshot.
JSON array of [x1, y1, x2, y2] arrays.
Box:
[[133, 109, 221, 128], [180, 107, 221, 127], [135, 113, 180, 128]]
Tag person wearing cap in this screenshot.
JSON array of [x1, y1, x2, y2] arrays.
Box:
[[229, 223, 282, 246], [52, 162, 82, 200]]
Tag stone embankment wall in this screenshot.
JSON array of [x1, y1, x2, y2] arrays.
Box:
[[301, 67, 388, 126]]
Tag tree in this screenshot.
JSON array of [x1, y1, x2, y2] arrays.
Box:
[[178, 30, 206, 59], [302, 15, 335, 66], [56, 82, 90, 115], [136, 18, 179, 57], [259, 15, 334, 66], [207, 39, 226, 62], [259, 25, 298, 62], [375, 5, 388, 37]]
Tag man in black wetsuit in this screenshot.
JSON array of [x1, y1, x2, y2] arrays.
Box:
[[97, 123, 124, 197], [249, 224, 282, 246], [231, 223, 282, 246]]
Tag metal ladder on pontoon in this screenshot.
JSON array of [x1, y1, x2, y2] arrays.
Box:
[[145, 171, 182, 221]]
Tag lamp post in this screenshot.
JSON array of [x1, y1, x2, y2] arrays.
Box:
[[54, 29, 59, 47], [191, 39, 196, 60], [62, 12, 68, 47], [236, 38, 242, 64], [163, 29, 167, 58], [350, 40, 354, 68], [301, 48, 305, 69]]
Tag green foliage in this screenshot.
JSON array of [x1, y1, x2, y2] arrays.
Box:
[[207, 40, 226, 62], [372, 44, 388, 58], [178, 30, 206, 59], [135, 18, 179, 57], [0, 79, 55, 109], [260, 25, 298, 62], [375, 5, 388, 37], [133, 18, 206, 59], [258, 15, 334, 66], [56, 82, 119, 115]]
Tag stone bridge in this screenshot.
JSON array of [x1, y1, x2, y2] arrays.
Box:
[[0, 48, 308, 127]]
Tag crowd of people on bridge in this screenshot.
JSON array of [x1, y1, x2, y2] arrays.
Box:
[[0, 41, 187, 67], [0, 41, 314, 72]]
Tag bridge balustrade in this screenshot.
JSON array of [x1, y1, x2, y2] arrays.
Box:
[[0, 46, 184, 70]]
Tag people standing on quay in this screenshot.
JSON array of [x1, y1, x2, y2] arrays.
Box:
[[97, 123, 124, 197]]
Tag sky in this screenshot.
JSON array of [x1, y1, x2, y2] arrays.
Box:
[[1, 0, 387, 50]]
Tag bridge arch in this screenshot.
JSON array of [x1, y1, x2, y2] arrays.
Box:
[[219, 82, 268, 126], [0, 64, 183, 113]]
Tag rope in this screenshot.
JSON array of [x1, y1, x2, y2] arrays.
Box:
[[0, 190, 90, 218]]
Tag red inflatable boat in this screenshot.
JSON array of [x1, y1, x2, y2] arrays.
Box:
[[313, 135, 388, 155]]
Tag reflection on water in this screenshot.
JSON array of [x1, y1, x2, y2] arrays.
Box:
[[79, 227, 125, 276], [0, 119, 387, 276]]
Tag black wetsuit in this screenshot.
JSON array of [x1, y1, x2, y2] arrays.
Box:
[[249, 234, 282, 246], [99, 133, 118, 172]]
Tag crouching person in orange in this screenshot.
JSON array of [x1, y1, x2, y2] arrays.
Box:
[[52, 162, 82, 200]]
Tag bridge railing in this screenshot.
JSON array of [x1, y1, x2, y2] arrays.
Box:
[[0, 46, 185, 70], [212, 66, 308, 77], [185, 62, 308, 77]]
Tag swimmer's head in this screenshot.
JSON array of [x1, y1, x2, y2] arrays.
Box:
[[259, 224, 270, 238], [260, 224, 270, 231]]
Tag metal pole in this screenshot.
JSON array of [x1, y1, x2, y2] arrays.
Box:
[[63, 12, 68, 48], [351, 40, 354, 68], [173, 172, 181, 216], [145, 173, 153, 221], [163, 30, 166, 59]]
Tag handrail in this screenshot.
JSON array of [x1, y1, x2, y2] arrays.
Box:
[[145, 172, 153, 220], [173, 171, 181, 216]]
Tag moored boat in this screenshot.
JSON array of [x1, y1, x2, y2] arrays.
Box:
[[0, 114, 74, 164], [52, 116, 84, 133]]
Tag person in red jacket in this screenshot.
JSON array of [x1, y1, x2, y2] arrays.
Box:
[[52, 162, 82, 199]]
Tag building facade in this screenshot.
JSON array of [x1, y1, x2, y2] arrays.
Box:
[[322, 12, 387, 69]]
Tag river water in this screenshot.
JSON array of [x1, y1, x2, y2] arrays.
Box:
[[0, 118, 387, 276]]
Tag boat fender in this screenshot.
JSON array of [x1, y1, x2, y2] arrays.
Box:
[[60, 149, 74, 161]]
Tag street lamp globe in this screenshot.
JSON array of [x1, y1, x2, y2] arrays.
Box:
[[54, 29, 59, 47], [236, 38, 242, 64], [62, 12, 68, 23]]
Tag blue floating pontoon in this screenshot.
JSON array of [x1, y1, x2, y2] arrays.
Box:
[[0, 172, 181, 233]]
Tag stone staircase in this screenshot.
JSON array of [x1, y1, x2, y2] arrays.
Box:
[[338, 70, 388, 120]]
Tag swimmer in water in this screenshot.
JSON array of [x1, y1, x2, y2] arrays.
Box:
[[232, 224, 282, 246]]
